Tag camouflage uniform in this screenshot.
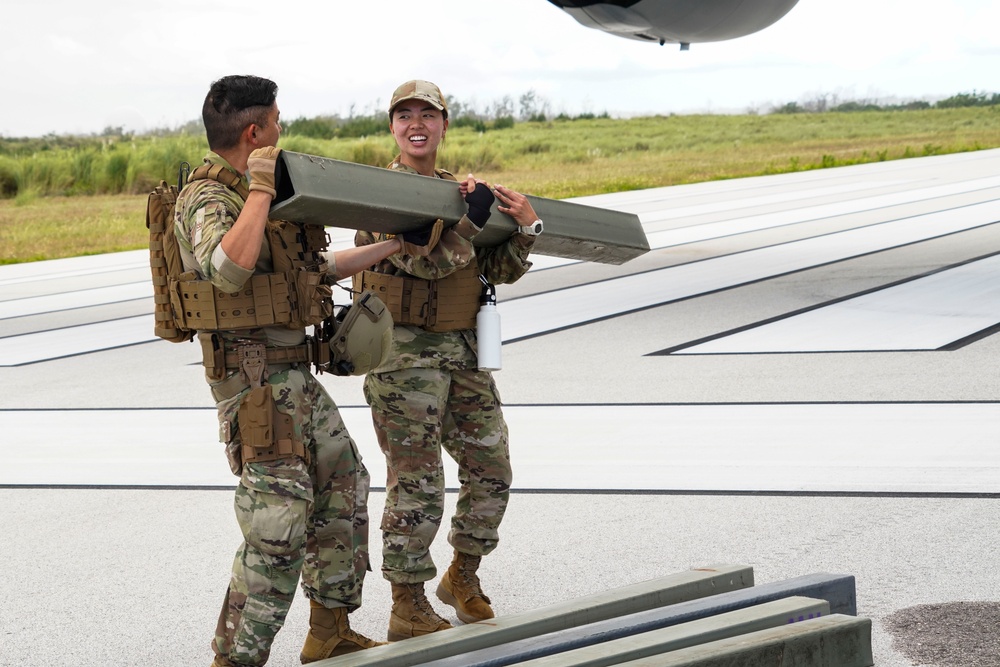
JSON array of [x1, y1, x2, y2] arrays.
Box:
[[176, 152, 371, 666], [356, 159, 534, 584]]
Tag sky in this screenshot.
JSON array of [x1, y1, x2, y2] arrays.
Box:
[[3, 0, 998, 138]]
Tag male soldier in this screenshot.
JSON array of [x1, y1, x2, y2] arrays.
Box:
[[355, 80, 542, 641], [175, 75, 422, 666]]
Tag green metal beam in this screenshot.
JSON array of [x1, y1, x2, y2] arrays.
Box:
[[617, 615, 874, 667], [270, 150, 649, 265], [507, 597, 831, 667], [314, 564, 754, 667]]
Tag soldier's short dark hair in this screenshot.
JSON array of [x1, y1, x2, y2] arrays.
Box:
[[202, 75, 278, 151]]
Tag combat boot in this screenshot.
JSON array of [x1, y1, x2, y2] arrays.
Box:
[[210, 656, 237, 667], [300, 599, 384, 663], [436, 550, 494, 623], [388, 582, 453, 641]]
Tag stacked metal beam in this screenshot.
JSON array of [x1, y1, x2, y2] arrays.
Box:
[[314, 565, 873, 667]]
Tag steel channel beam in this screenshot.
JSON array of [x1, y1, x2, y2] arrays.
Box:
[[314, 565, 754, 667], [615, 615, 874, 667], [502, 596, 830, 667], [269, 151, 649, 265], [420, 573, 856, 667]]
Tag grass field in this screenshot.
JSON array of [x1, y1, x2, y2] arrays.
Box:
[[2, 106, 999, 264]]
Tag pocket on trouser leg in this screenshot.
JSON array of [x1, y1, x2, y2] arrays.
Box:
[[237, 484, 309, 560]]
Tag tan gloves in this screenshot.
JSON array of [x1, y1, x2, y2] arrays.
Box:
[[397, 219, 444, 256], [247, 146, 281, 197]]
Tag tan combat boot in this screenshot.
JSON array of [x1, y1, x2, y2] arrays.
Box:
[[300, 599, 384, 663], [388, 582, 453, 642], [210, 657, 236, 667], [436, 550, 494, 623]]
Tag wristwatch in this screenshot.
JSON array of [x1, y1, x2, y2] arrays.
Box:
[[518, 219, 544, 236]]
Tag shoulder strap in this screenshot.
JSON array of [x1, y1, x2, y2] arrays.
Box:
[[189, 163, 251, 201]]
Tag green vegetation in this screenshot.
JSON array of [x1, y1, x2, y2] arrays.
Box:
[[2, 92, 999, 264]]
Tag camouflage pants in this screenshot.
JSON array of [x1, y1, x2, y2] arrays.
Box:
[[211, 367, 371, 666], [364, 366, 512, 584]]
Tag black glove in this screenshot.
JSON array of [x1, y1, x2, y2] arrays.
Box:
[[397, 219, 443, 256], [401, 225, 434, 246], [465, 183, 495, 227]]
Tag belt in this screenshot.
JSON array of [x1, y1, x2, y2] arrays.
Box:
[[222, 343, 312, 371], [205, 338, 315, 402]]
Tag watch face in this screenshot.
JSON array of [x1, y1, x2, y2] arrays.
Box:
[[522, 220, 543, 235]]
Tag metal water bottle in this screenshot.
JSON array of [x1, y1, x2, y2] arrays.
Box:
[[476, 277, 502, 371]]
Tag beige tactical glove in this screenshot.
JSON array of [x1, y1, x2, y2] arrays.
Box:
[[397, 219, 444, 256], [247, 146, 281, 197]]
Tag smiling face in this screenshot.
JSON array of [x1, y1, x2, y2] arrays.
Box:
[[390, 100, 448, 175]]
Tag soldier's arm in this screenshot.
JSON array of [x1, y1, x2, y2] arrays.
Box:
[[390, 178, 496, 278], [217, 190, 272, 271], [478, 236, 534, 285], [476, 183, 536, 284], [390, 217, 481, 279], [216, 147, 283, 274], [328, 238, 405, 280], [179, 185, 254, 293]]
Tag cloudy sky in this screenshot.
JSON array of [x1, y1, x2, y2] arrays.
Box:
[[4, 0, 998, 138]]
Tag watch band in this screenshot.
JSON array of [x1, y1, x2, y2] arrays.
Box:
[[519, 219, 544, 236]]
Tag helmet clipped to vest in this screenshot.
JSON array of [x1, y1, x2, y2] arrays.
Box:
[[325, 291, 393, 376]]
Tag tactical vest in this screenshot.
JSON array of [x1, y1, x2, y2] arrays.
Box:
[[353, 259, 482, 333], [168, 164, 333, 335]]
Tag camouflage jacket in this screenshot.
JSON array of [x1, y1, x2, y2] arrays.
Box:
[[355, 158, 534, 372], [174, 151, 315, 347]]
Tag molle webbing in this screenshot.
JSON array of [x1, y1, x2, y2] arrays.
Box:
[[173, 272, 294, 331], [147, 183, 188, 342], [354, 264, 481, 332], [169, 221, 332, 333], [192, 163, 250, 200]]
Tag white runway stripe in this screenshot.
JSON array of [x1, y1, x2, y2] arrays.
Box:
[[5, 201, 1000, 364], [0, 250, 148, 286], [2, 403, 996, 493], [676, 254, 1000, 353], [637, 176, 1000, 229], [0, 283, 153, 319], [500, 201, 1000, 341], [0, 315, 154, 365]]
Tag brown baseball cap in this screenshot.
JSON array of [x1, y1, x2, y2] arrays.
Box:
[[389, 80, 448, 118]]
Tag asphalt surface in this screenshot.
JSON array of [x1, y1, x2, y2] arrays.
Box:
[[3, 149, 1000, 666]]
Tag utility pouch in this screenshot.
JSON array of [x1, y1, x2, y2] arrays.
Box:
[[236, 343, 271, 451], [236, 389, 307, 465], [292, 268, 334, 328], [198, 332, 226, 382], [238, 386, 274, 450]]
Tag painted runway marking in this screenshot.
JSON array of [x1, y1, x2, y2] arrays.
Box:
[[671, 253, 1000, 354], [2, 403, 997, 493]]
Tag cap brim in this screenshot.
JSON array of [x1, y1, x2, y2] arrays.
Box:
[[390, 94, 445, 114]]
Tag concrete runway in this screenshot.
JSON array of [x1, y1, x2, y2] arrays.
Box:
[[2, 149, 999, 666]]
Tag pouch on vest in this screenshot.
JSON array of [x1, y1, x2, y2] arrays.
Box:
[[146, 178, 194, 343], [146, 162, 249, 343]]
